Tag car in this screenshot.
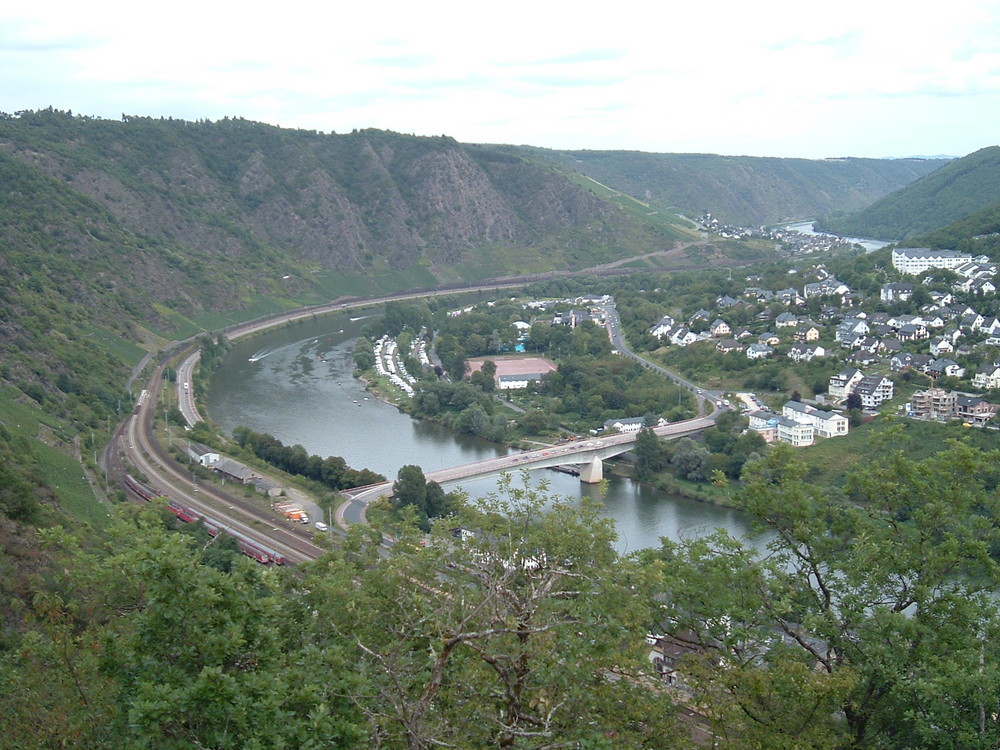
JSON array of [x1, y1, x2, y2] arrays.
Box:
[[314, 521, 328, 532]]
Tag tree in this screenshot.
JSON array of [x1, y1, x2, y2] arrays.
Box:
[[391, 464, 459, 529], [656, 440, 1000, 748], [311, 474, 681, 748], [634, 428, 670, 478], [845, 391, 863, 411], [670, 437, 710, 481]]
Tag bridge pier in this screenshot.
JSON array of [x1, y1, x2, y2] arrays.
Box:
[[579, 456, 603, 484]]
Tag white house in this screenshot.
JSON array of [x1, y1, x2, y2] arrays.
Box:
[[746, 343, 774, 360], [853, 375, 895, 409], [973, 363, 1000, 390], [603, 417, 654, 433], [650, 315, 675, 339], [782, 401, 849, 439], [776, 416, 814, 447], [881, 282, 914, 302], [828, 368, 864, 401]]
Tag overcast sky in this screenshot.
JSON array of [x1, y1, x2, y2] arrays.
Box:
[[3, 1, 998, 159]]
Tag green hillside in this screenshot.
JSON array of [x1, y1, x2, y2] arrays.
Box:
[[912, 199, 1000, 258], [818, 146, 1000, 240], [512, 147, 946, 227]]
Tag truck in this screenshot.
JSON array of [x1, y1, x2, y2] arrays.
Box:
[[274, 502, 309, 524]]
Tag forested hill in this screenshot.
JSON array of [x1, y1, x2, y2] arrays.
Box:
[[0, 110, 692, 289], [817, 145, 1000, 241], [514, 147, 947, 227]]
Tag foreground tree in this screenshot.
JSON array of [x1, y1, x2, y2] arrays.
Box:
[[306, 473, 683, 748], [657, 438, 1000, 748]]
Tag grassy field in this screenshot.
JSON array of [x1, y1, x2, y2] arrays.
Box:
[[0, 388, 110, 529], [792, 416, 1000, 489]]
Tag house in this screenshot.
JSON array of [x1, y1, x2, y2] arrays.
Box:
[[828, 368, 864, 401], [650, 315, 676, 339], [891, 247, 980, 275], [757, 332, 781, 347], [716, 295, 740, 308], [846, 351, 880, 367], [747, 410, 779, 443], [775, 288, 804, 306], [881, 282, 914, 302], [851, 335, 880, 353], [775, 312, 798, 328], [782, 401, 849, 438], [187, 442, 220, 467], [959, 312, 985, 332], [878, 338, 903, 355], [836, 318, 869, 344], [795, 324, 821, 342], [670, 327, 700, 347], [746, 343, 774, 360], [972, 363, 1000, 390], [926, 358, 965, 379], [956, 395, 996, 425], [709, 319, 732, 337], [776, 415, 814, 447], [787, 343, 826, 363], [852, 375, 895, 409], [804, 277, 851, 299], [982, 318, 1000, 336], [928, 337, 954, 357], [896, 323, 929, 341], [715, 338, 744, 354], [603, 416, 657, 433]]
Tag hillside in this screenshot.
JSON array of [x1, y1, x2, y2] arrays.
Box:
[[817, 145, 1000, 240], [511, 147, 946, 227], [911, 199, 1000, 258]]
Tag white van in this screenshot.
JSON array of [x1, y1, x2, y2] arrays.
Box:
[[314, 521, 328, 532]]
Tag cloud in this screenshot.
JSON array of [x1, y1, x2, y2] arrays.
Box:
[[0, 1, 998, 158]]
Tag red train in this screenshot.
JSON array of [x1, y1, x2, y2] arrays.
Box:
[[124, 474, 286, 565]]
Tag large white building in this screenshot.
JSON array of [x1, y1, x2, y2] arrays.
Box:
[[891, 247, 986, 275], [782, 401, 849, 439]]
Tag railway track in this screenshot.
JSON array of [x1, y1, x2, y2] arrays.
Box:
[[112, 364, 324, 565]]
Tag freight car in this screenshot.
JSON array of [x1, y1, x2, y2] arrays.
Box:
[[124, 474, 286, 564]]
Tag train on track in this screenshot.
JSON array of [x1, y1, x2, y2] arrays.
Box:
[[124, 474, 286, 565]]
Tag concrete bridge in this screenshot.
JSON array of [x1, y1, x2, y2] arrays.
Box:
[[336, 414, 717, 527]]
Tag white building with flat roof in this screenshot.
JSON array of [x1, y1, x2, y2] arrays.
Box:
[[891, 247, 985, 275]]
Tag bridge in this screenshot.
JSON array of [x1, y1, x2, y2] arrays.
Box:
[[336, 414, 717, 527]]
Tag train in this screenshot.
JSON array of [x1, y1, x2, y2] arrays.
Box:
[[124, 474, 286, 565]]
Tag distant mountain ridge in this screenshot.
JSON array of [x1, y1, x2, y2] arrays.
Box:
[[817, 146, 1000, 241], [507, 147, 947, 227]]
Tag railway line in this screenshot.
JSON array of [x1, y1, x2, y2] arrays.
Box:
[[111, 363, 324, 565]]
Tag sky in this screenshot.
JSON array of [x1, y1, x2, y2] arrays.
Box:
[[2, 1, 999, 159]]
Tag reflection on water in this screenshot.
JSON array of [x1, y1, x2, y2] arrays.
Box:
[[207, 313, 757, 552]]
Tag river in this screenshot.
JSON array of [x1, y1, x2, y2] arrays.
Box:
[[783, 220, 890, 253], [206, 311, 757, 552]]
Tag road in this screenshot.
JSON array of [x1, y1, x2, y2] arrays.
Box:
[[603, 301, 727, 415]]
